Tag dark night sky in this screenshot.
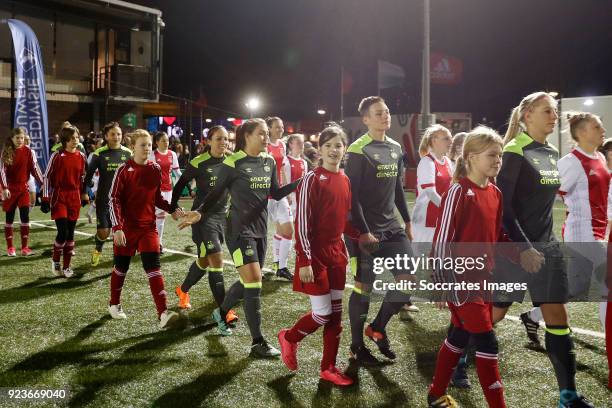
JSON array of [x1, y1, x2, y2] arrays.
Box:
[[133, 0, 612, 128]]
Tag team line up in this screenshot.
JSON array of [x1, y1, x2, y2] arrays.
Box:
[[1, 92, 611, 407]]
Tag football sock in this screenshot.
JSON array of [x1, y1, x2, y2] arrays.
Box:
[[181, 260, 207, 292], [545, 326, 576, 391], [348, 288, 370, 347], [243, 284, 263, 341], [279, 238, 291, 269], [207, 267, 225, 306]]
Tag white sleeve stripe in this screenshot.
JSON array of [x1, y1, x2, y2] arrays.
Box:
[[608, 181, 612, 220], [31, 149, 43, 184], [43, 152, 59, 197], [0, 160, 6, 187], [433, 184, 461, 304], [108, 164, 126, 227], [434, 184, 461, 258], [298, 171, 315, 259], [298, 172, 314, 259]]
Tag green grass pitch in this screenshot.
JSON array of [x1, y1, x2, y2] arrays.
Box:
[[0, 195, 609, 407]]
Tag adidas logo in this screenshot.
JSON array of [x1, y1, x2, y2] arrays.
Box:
[[433, 58, 451, 74], [320, 174, 328, 180], [488, 381, 503, 390], [127, 167, 134, 172], [60, 153, 65, 157], [589, 169, 597, 176], [437, 171, 442, 176], [466, 188, 475, 196]]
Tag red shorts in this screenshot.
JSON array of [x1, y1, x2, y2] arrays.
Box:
[[51, 190, 81, 221], [3, 188, 29, 212], [293, 240, 347, 296], [114, 228, 160, 257], [448, 302, 493, 334], [607, 243, 612, 300]]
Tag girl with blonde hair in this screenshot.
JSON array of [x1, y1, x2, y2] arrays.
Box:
[[494, 92, 594, 407], [428, 126, 506, 408], [412, 124, 453, 243]]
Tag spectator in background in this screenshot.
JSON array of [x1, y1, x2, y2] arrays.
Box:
[[122, 134, 132, 150], [50, 134, 60, 153], [303, 143, 319, 171], [175, 143, 190, 168], [196, 138, 207, 155]]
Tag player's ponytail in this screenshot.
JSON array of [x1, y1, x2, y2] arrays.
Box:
[[453, 126, 503, 183], [1, 128, 25, 166], [503, 106, 521, 146], [503, 91, 557, 145], [453, 156, 468, 182]]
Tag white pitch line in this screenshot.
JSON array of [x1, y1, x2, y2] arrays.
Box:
[[0, 217, 92, 226], [504, 314, 605, 339], [27, 221, 606, 340], [30, 221, 93, 237]]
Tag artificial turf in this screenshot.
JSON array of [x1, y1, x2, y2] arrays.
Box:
[[0, 197, 609, 407]]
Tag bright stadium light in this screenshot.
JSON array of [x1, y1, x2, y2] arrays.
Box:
[[245, 96, 261, 117], [227, 117, 235, 122], [205, 118, 212, 123], [584, 98, 594, 106], [317, 109, 326, 115]]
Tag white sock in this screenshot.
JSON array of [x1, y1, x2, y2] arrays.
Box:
[[156, 217, 165, 246], [87, 204, 95, 217], [272, 234, 281, 263], [600, 301, 607, 331], [279, 238, 292, 269], [528, 307, 543, 322]]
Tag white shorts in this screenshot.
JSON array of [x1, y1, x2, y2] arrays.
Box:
[[267, 197, 292, 225], [412, 223, 435, 243], [290, 199, 297, 222], [155, 190, 172, 218]]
